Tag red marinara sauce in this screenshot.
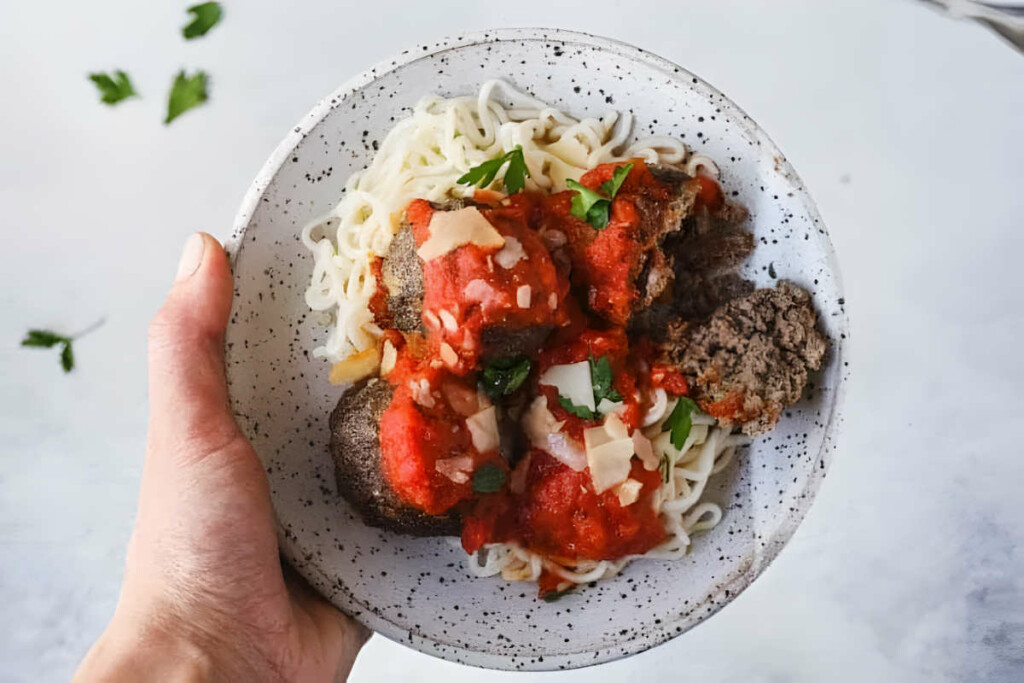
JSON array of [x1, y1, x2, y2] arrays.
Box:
[[406, 196, 569, 374], [536, 161, 676, 326], [378, 335, 505, 515], [462, 450, 664, 562], [461, 328, 666, 570]]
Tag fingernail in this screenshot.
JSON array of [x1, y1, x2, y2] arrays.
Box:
[[175, 233, 205, 282]]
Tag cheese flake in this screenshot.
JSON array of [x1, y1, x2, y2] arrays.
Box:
[[416, 207, 505, 261], [466, 406, 500, 454], [539, 361, 594, 412]]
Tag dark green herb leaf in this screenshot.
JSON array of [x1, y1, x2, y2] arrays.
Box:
[[59, 342, 75, 373], [472, 463, 506, 493], [88, 71, 137, 105], [457, 146, 531, 194], [662, 397, 699, 450], [21, 330, 68, 348], [589, 354, 622, 405], [165, 70, 209, 125], [658, 454, 671, 484], [598, 163, 633, 198], [558, 395, 596, 420], [480, 356, 532, 400], [183, 2, 223, 39], [542, 588, 571, 602], [567, 163, 634, 230]]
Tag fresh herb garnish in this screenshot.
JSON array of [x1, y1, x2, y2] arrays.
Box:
[[558, 395, 597, 420], [88, 71, 138, 105], [566, 163, 633, 230], [480, 356, 532, 400], [542, 588, 571, 602], [662, 397, 699, 450], [457, 145, 531, 194], [165, 70, 209, 124], [472, 463, 506, 493], [589, 354, 623, 404], [21, 318, 105, 373], [183, 2, 223, 39]]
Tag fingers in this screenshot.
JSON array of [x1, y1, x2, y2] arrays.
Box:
[[147, 233, 241, 461]]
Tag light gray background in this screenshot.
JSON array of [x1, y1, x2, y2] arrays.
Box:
[[1, 1, 1022, 681]]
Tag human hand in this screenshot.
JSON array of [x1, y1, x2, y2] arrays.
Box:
[[75, 233, 369, 681]]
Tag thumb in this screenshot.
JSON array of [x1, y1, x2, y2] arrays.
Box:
[[147, 232, 240, 460]]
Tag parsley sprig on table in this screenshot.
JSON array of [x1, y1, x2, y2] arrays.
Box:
[[165, 70, 210, 124], [183, 2, 223, 39], [20, 319, 104, 373], [566, 163, 633, 229], [457, 146, 531, 194], [88, 71, 138, 105]]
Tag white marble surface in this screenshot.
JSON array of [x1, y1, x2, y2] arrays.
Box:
[[1, 0, 1022, 680]]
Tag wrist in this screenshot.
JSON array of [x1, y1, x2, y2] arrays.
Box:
[[74, 611, 218, 682]]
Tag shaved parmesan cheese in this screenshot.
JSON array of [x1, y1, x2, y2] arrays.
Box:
[[436, 456, 473, 484], [615, 479, 643, 507], [584, 415, 635, 493], [329, 346, 380, 385], [417, 207, 505, 261], [466, 406, 500, 453], [443, 382, 479, 417], [596, 398, 623, 416], [516, 285, 531, 309], [494, 235, 526, 269], [410, 378, 435, 408], [423, 309, 440, 329], [438, 309, 458, 332], [548, 292, 558, 310], [464, 278, 495, 304], [380, 340, 397, 377], [539, 361, 594, 412], [440, 342, 459, 368], [632, 431, 658, 471], [522, 396, 586, 471]]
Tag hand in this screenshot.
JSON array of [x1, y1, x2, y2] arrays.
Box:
[[75, 233, 369, 681]]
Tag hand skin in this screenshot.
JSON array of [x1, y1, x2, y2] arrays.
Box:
[[75, 233, 369, 681]]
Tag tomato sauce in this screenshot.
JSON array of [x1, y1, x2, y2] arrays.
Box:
[[406, 196, 569, 375], [462, 450, 665, 562], [379, 339, 504, 515], [536, 161, 677, 326]]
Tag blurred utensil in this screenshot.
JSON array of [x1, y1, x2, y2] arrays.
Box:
[[919, 0, 1024, 53]]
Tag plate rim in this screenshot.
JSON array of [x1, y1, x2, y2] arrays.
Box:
[[224, 26, 849, 671]]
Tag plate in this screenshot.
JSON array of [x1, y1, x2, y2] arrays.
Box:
[[224, 28, 848, 671]]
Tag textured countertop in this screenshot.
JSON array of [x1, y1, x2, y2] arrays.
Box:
[[2, 0, 1022, 680]]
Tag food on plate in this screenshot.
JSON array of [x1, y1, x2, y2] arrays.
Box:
[[301, 81, 827, 597]]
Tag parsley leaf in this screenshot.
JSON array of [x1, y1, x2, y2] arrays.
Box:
[[662, 397, 699, 450], [165, 70, 209, 124], [558, 395, 596, 420], [88, 71, 138, 105], [566, 163, 634, 230], [473, 463, 506, 493], [183, 2, 223, 39], [21, 330, 74, 373], [542, 588, 572, 602], [599, 163, 632, 198], [21, 330, 69, 348], [589, 354, 623, 404], [480, 356, 531, 400], [457, 146, 531, 194]]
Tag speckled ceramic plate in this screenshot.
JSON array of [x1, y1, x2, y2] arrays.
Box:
[[224, 28, 848, 671]]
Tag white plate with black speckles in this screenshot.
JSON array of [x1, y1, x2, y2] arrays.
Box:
[[224, 28, 849, 671]]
